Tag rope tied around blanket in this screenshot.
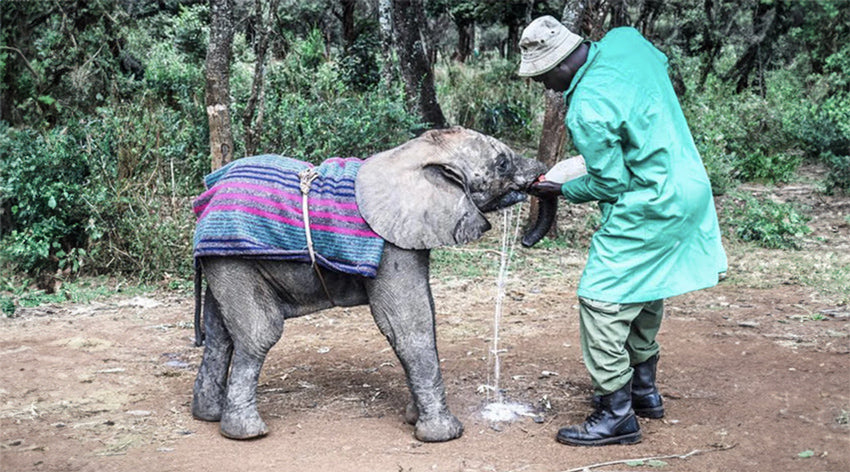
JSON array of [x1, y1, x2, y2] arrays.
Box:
[[298, 168, 336, 306]]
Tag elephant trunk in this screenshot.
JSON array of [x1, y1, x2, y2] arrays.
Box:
[[521, 195, 557, 247]]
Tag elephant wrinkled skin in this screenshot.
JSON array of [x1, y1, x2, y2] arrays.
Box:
[[191, 127, 546, 441]]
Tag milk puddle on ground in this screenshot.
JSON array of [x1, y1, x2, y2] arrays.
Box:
[[481, 401, 536, 422], [480, 203, 537, 423]]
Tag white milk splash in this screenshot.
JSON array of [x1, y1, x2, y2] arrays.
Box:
[[481, 203, 534, 423], [482, 401, 535, 422]]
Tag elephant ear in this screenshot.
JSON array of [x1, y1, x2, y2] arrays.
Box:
[[355, 128, 491, 250]]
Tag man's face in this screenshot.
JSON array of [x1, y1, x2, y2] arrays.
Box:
[[531, 65, 570, 92]]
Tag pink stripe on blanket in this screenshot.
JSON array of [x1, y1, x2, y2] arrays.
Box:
[[197, 192, 369, 224], [204, 204, 380, 238], [322, 157, 360, 167]]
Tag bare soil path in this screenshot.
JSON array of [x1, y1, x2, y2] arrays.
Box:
[[2, 275, 848, 472], [2, 178, 849, 472]]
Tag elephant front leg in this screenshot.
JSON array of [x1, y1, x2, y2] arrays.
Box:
[[394, 333, 463, 442], [366, 246, 463, 442]]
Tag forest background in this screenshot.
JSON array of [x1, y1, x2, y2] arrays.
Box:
[[0, 0, 848, 312]]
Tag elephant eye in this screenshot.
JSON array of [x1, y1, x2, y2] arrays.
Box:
[[495, 154, 511, 174]]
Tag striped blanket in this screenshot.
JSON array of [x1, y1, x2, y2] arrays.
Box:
[[193, 155, 385, 278]]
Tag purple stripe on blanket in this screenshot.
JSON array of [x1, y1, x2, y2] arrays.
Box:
[[194, 182, 361, 214]]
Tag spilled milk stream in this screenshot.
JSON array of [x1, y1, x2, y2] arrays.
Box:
[[481, 203, 536, 423]]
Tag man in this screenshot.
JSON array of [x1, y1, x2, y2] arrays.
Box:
[[519, 16, 728, 446]]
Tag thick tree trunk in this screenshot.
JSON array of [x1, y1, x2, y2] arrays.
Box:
[[506, 20, 521, 58], [206, 0, 235, 171], [697, 0, 721, 90], [391, 0, 447, 129], [526, 1, 587, 238], [0, 10, 8, 125], [378, 0, 395, 86]]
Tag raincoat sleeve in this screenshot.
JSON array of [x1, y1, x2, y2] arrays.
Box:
[[560, 102, 632, 204]]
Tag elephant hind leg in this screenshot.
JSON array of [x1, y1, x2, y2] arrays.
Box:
[[192, 287, 233, 422], [202, 259, 287, 439], [220, 349, 270, 439]]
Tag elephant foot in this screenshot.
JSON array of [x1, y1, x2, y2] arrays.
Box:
[[220, 407, 269, 440], [414, 413, 463, 442], [404, 401, 419, 425], [192, 389, 224, 422]]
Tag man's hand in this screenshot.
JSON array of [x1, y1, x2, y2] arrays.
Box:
[[527, 179, 563, 198]]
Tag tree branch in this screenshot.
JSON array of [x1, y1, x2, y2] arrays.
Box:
[[558, 444, 738, 472], [0, 46, 40, 81]]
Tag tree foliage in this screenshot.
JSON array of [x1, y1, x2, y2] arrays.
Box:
[[0, 0, 846, 289]]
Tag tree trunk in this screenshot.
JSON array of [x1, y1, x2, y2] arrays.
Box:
[[697, 0, 721, 90], [525, 1, 588, 238], [635, 0, 664, 38], [391, 0, 447, 129], [0, 10, 8, 124], [206, 0, 235, 171], [338, 0, 357, 51], [452, 19, 473, 63], [726, 0, 788, 95], [608, 0, 630, 28], [378, 0, 395, 86], [242, 0, 277, 157], [505, 20, 521, 58], [561, 0, 585, 34]]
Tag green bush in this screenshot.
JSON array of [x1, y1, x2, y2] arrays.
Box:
[[690, 132, 738, 196], [243, 33, 419, 161], [0, 126, 93, 275], [682, 75, 803, 188], [436, 56, 543, 143], [1, 27, 420, 284], [0, 99, 206, 282], [144, 41, 206, 105], [724, 192, 811, 249], [172, 4, 210, 63], [822, 152, 850, 194], [337, 32, 381, 92], [784, 89, 850, 194], [81, 103, 204, 278], [259, 87, 418, 161]]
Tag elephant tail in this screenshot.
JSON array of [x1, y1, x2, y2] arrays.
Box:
[[194, 261, 205, 347]]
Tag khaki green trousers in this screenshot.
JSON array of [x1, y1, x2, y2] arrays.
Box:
[[578, 297, 664, 396]]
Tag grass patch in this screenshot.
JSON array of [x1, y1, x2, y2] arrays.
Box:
[[0, 275, 164, 317], [720, 238, 850, 305], [431, 246, 501, 281]]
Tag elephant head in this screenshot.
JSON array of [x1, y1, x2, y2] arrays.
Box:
[[356, 127, 546, 250]]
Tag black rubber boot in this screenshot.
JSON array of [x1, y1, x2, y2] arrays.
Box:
[[632, 355, 664, 419], [557, 383, 641, 446]]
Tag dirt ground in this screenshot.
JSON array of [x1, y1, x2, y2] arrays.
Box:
[[2, 179, 849, 472]]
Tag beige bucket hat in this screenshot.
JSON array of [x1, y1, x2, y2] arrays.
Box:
[[518, 16, 583, 77]]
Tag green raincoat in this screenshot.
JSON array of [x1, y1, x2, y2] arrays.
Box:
[[561, 27, 727, 304]]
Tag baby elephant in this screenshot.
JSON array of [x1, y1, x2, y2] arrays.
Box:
[[191, 127, 546, 441]]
